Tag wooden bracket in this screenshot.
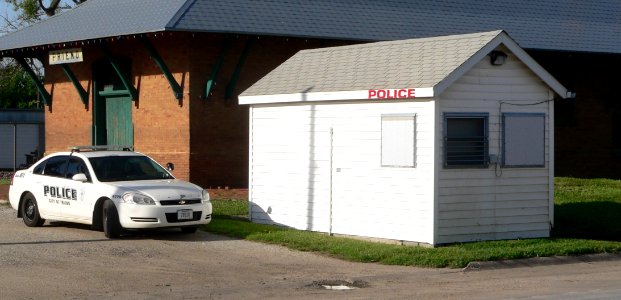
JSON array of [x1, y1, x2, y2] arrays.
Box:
[[100, 45, 139, 101], [60, 64, 88, 105]]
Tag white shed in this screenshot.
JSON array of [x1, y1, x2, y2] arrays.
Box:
[[238, 30, 569, 246]]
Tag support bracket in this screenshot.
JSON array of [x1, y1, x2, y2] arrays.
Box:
[[14, 57, 51, 106], [141, 37, 183, 100], [204, 38, 231, 100], [100, 45, 139, 101], [225, 37, 255, 101], [60, 64, 88, 105]]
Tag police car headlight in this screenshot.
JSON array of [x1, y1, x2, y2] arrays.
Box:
[[122, 192, 156, 205], [201, 189, 210, 203]]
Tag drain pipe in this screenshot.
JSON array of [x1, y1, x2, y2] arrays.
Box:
[[329, 127, 333, 235], [13, 123, 17, 173]]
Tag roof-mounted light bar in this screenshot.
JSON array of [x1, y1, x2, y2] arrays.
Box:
[[70, 145, 134, 153]]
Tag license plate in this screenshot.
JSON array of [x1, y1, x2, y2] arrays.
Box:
[[177, 210, 193, 220]]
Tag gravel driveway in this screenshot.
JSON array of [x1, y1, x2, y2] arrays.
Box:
[[3, 205, 621, 299]]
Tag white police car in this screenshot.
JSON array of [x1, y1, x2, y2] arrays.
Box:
[[8, 146, 212, 238]]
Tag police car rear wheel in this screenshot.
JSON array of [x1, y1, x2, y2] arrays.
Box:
[[21, 192, 45, 227], [103, 199, 121, 238]]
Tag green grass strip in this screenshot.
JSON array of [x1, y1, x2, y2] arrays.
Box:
[[206, 217, 621, 268], [205, 177, 621, 268]]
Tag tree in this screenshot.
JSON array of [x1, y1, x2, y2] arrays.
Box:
[[4, 0, 85, 25], [0, 1, 82, 108], [0, 59, 39, 109]]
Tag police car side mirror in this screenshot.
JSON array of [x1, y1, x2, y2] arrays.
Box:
[[72, 173, 88, 182], [166, 162, 174, 171]]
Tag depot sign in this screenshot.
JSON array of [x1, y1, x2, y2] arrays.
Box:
[[49, 48, 83, 65], [368, 88, 415, 99]]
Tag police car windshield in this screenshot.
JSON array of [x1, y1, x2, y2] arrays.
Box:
[[88, 155, 174, 182]]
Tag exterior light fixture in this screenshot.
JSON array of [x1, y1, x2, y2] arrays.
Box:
[[490, 50, 507, 66]]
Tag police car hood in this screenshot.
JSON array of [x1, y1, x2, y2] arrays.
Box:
[[107, 180, 203, 200]]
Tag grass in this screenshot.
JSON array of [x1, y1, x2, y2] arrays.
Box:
[[554, 177, 621, 240], [205, 177, 621, 268], [0, 178, 10, 185], [211, 199, 247, 218]]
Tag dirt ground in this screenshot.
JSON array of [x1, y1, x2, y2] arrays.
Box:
[[3, 206, 621, 299], [0, 184, 8, 201]]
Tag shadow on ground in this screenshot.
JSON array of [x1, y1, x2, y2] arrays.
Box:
[[46, 221, 237, 242], [553, 201, 621, 241]]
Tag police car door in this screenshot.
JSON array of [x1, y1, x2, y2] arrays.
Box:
[[61, 156, 92, 221], [37, 155, 69, 218]]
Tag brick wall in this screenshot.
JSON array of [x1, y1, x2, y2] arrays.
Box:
[[44, 33, 621, 183], [530, 50, 621, 179], [45, 55, 92, 153], [188, 35, 348, 188], [43, 33, 351, 187], [44, 35, 191, 179]]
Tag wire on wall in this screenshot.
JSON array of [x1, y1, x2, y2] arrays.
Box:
[[494, 99, 553, 177]]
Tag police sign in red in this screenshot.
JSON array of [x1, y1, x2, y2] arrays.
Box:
[[368, 89, 415, 99]]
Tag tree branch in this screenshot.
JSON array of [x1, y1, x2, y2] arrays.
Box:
[[38, 0, 62, 16]]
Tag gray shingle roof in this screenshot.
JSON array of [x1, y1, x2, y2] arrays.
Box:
[[240, 31, 503, 97], [238, 30, 569, 101], [0, 0, 620, 54], [0, 0, 187, 51]]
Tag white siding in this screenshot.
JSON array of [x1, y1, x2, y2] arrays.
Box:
[[436, 47, 552, 244], [250, 100, 435, 244]]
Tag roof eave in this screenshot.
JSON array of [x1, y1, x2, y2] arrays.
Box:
[[434, 31, 569, 99]]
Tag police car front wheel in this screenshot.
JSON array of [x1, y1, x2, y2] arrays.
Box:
[[21, 192, 45, 227], [103, 199, 122, 238]]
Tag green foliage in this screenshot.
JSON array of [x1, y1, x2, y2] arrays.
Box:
[[0, 61, 39, 109], [206, 179, 621, 268], [5, 0, 43, 23], [2, 0, 86, 33], [211, 199, 248, 217]]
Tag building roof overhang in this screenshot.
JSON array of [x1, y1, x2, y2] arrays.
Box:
[[0, 0, 620, 56]]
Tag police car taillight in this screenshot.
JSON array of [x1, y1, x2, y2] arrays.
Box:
[[10, 174, 14, 186]]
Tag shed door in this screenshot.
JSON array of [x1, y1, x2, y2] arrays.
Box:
[[103, 93, 133, 146]]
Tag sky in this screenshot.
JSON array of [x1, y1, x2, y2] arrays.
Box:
[[0, 1, 19, 35], [0, 1, 16, 19]]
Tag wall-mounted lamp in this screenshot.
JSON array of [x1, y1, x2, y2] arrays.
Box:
[[490, 51, 507, 66]]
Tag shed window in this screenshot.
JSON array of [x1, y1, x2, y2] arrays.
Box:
[[444, 113, 488, 168], [503, 113, 545, 167], [381, 114, 416, 167]]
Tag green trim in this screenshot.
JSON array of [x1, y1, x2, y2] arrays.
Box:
[[14, 57, 51, 106], [225, 37, 255, 101], [60, 64, 88, 105], [140, 37, 183, 100], [205, 38, 231, 100], [99, 45, 138, 101], [99, 89, 130, 97]]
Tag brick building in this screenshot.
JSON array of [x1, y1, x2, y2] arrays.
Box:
[[0, 0, 620, 188]]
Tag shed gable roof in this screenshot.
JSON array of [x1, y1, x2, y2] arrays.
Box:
[[239, 31, 569, 104], [0, 0, 620, 54]]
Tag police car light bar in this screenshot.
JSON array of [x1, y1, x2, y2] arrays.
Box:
[[70, 145, 134, 153]]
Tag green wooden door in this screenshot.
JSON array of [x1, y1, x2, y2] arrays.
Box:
[[105, 95, 133, 146]]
